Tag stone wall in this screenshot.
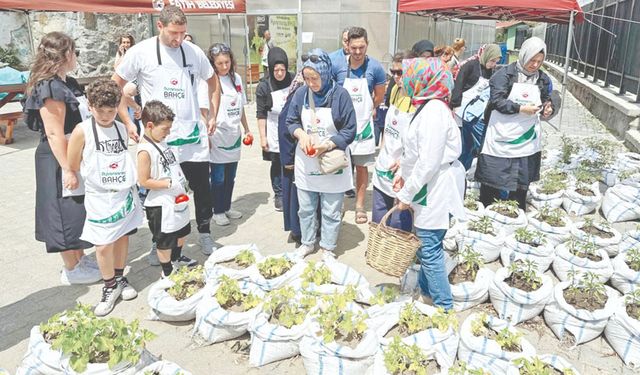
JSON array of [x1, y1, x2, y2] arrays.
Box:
[[0, 10, 153, 77]]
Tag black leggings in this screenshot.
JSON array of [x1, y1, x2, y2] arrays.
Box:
[[180, 161, 213, 233], [479, 183, 527, 210]]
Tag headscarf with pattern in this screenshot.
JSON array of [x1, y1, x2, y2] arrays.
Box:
[[302, 48, 335, 107], [402, 57, 454, 107]]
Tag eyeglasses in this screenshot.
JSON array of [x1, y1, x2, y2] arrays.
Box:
[[301, 54, 321, 63], [210, 44, 230, 55], [389, 69, 402, 77], [74, 50, 80, 57]]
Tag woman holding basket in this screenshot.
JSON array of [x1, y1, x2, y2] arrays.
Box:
[[393, 57, 466, 310]]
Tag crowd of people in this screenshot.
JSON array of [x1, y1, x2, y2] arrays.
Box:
[[24, 5, 555, 316]]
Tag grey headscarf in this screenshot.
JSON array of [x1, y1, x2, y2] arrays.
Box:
[[516, 37, 547, 81]]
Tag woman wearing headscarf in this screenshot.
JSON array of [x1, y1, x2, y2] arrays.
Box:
[[256, 47, 293, 211], [286, 48, 356, 260], [450, 44, 503, 170], [475, 37, 555, 210], [392, 57, 465, 310]]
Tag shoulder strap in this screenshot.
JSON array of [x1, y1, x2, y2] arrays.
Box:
[[156, 37, 193, 85], [92, 117, 126, 151], [307, 87, 318, 133], [411, 101, 429, 124], [143, 135, 171, 165]]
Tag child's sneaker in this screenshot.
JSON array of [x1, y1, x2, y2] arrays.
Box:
[[200, 233, 217, 255], [60, 262, 102, 285], [213, 213, 230, 226], [148, 242, 160, 266], [117, 276, 138, 300], [172, 255, 198, 268], [225, 209, 243, 219], [94, 283, 123, 316]]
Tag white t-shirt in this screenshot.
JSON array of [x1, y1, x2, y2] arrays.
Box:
[[198, 73, 246, 110], [116, 38, 214, 107]]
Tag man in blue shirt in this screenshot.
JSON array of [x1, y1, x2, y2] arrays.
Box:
[[332, 26, 386, 224], [328, 27, 350, 68]]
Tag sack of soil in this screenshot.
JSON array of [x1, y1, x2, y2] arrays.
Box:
[[602, 153, 640, 187], [529, 182, 564, 210], [457, 313, 537, 374], [60, 349, 155, 375], [457, 217, 506, 263], [610, 250, 640, 295], [15, 326, 64, 375], [249, 252, 306, 291], [203, 243, 263, 281], [527, 209, 573, 247], [369, 301, 459, 365], [602, 184, 640, 223], [484, 202, 527, 236], [619, 229, 640, 254], [443, 217, 462, 252], [147, 274, 211, 322], [543, 281, 619, 345], [369, 344, 451, 375], [488, 266, 554, 325], [562, 183, 602, 216], [552, 241, 613, 283], [571, 220, 622, 257], [501, 233, 555, 273], [604, 295, 640, 368], [193, 278, 265, 344], [508, 355, 581, 375], [291, 260, 373, 302], [463, 197, 484, 220], [135, 361, 193, 375], [448, 252, 494, 311]]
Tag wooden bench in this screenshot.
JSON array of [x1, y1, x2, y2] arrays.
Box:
[[0, 111, 21, 144]]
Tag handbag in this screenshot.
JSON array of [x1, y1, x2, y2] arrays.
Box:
[[308, 87, 349, 175]]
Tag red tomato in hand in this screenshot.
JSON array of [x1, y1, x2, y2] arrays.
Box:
[[306, 145, 317, 156], [175, 194, 189, 204], [243, 134, 253, 146]]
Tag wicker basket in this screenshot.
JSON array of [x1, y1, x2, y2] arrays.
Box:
[[366, 205, 420, 277]]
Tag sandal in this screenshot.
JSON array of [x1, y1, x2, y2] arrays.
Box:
[[355, 207, 368, 224]]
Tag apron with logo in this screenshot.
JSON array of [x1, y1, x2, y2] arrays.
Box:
[[149, 37, 208, 163], [142, 136, 190, 233], [210, 80, 243, 163], [266, 86, 288, 153], [482, 82, 542, 158], [344, 59, 375, 157], [455, 64, 490, 123], [295, 95, 353, 194], [373, 91, 412, 197], [80, 118, 143, 245]]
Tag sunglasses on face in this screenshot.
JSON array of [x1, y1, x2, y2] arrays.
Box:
[[210, 44, 230, 55], [301, 54, 321, 63], [389, 69, 402, 77]]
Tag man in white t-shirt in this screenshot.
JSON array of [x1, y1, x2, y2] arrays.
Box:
[[112, 5, 220, 256]]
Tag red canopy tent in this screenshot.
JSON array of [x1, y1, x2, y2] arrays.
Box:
[[0, 0, 245, 14]]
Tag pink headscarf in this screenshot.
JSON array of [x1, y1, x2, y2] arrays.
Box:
[[402, 57, 454, 108]]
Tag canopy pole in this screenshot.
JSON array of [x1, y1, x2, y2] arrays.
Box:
[[558, 10, 575, 132]]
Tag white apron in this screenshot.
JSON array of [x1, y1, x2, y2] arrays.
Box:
[[266, 86, 288, 153], [294, 99, 353, 194], [372, 100, 412, 197], [209, 82, 243, 163], [141, 136, 190, 233], [482, 82, 542, 158], [455, 64, 490, 123], [149, 37, 208, 163], [344, 61, 375, 157], [80, 119, 143, 246]]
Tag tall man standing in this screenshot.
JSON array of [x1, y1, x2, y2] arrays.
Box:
[[332, 27, 386, 224], [112, 5, 220, 256]]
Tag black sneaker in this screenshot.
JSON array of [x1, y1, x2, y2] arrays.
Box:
[[345, 189, 355, 198], [274, 196, 283, 211], [94, 284, 123, 316], [172, 255, 198, 268]]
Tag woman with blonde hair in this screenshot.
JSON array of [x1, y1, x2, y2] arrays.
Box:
[[434, 45, 455, 65], [23, 31, 101, 285], [449, 38, 466, 70]]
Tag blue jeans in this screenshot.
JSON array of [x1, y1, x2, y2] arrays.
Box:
[[371, 186, 413, 232], [210, 162, 238, 214], [458, 117, 486, 170], [415, 228, 453, 310], [297, 188, 344, 251]]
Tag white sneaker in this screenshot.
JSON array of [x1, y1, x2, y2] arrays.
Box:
[[172, 255, 198, 268], [60, 262, 102, 285], [225, 209, 243, 219], [321, 249, 337, 261], [148, 242, 160, 266], [213, 213, 230, 226], [79, 255, 99, 270], [200, 233, 217, 255], [94, 283, 123, 317], [116, 276, 138, 300], [295, 244, 315, 258]]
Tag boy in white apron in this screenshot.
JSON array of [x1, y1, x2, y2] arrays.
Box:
[[67, 79, 144, 316], [137, 100, 193, 279]]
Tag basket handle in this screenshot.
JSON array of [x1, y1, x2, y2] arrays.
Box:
[[380, 204, 413, 229]]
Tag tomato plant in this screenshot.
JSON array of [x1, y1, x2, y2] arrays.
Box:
[[383, 336, 432, 375], [370, 286, 399, 306], [301, 261, 331, 288], [257, 257, 293, 279], [234, 249, 256, 268], [468, 216, 495, 235], [214, 275, 261, 311], [263, 286, 317, 328], [167, 265, 205, 301]]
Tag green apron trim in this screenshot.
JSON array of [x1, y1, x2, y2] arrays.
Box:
[[412, 185, 428, 206], [375, 167, 395, 181], [309, 169, 344, 176], [502, 124, 537, 145], [167, 123, 201, 146], [218, 136, 242, 151], [88, 191, 134, 224], [355, 121, 373, 141]]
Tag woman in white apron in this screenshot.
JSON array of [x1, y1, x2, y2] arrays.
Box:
[[203, 44, 250, 226], [393, 58, 466, 311], [137, 100, 194, 279], [286, 49, 356, 260], [371, 51, 413, 232], [475, 37, 555, 210], [450, 44, 502, 170], [67, 79, 144, 316], [256, 47, 292, 212], [23, 32, 102, 285]]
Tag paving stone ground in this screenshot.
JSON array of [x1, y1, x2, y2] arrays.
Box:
[[0, 75, 637, 374]]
